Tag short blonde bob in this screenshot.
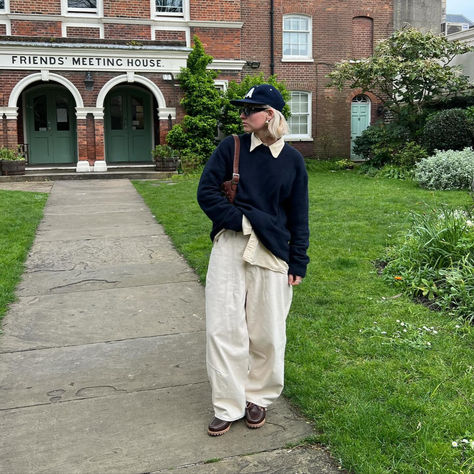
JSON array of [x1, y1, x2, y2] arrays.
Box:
[[266, 107, 289, 139]]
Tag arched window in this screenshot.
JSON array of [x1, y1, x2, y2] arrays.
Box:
[[352, 16, 373, 58], [282, 15, 312, 61]]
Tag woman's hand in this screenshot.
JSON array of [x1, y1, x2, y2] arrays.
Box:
[[288, 274, 303, 286]]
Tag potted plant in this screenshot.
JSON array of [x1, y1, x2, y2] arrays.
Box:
[[151, 144, 180, 172], [0, 146, 26, 176]]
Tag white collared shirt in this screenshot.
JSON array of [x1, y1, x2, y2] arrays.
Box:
[[250, 133, 285, 158]]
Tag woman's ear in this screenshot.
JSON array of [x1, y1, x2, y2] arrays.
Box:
[[265, 108, 275, 121]]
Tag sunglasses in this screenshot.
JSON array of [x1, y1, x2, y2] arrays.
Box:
[[239, 106, 268, 117]]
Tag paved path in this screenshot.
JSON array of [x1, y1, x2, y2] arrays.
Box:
[[0, 180, 341, 473]]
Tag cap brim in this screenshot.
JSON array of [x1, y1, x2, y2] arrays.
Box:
[[230, 98, 267, 107]]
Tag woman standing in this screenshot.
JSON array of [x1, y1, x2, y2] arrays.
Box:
[[197, 84, 309, 436]]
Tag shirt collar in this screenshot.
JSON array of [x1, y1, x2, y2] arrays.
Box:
[[250, 133, 285, 158]]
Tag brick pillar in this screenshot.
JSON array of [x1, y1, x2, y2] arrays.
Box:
[[95, 118, 105, 161], [6, 118, 18, 148], [76, 118, 90, 172]]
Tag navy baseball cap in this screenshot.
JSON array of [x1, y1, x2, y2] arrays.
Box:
[[230, 84, 285, 112]]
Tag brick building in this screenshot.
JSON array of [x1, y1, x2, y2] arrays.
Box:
[[0, 1, 441, 170]]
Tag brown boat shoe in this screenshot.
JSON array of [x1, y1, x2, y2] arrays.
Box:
[[245, 402, 266, 429], [208, 417, 232, 436]]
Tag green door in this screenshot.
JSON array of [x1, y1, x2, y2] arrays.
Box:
[[105, 87, 152, 163], [25, 86, 77, 165], [350, 95, 371, 160]]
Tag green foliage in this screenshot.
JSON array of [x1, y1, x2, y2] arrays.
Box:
[[0, 190, 47, 322], [353, 122, 410, 167], [328, 27, 473, 125], [382, 207, 474, 320], [392, 141, 428, 168], [151, 144, 179, 160], [166, 36, 223, 162], [415, 148, 474, 190], [422, 108, 474, 154], [0, 146, 25, 161], [219, 73, 291, 137]]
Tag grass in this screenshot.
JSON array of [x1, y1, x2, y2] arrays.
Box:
[[133, 167, 474, 474], [0, 189, 48, 323]]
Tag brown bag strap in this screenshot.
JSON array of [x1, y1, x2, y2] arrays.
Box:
[[232, 134, 240, 184]]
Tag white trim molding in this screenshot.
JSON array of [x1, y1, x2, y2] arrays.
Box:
[[151, 0, 190, 22], [0, 19, 11, 35], [76, 106, 104, 120], [0, 0, 10, 13], [208, 59, 246, 71], [158, 107, 176, 120], [8, 72, 84, 108], [61, 0, 104, 18], [0, 106, 18, 119]]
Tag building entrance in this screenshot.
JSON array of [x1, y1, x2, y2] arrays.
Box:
[[25, 85, 77, 165], [104, 87, 152, 163]]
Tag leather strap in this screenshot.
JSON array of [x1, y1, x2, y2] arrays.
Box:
[[232, 134, 240, 184]]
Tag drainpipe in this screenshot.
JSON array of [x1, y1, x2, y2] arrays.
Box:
[[270, 0, 274, 76]]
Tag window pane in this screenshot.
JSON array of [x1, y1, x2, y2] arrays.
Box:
[[56, 97, 70, 131], [156, 0, 183, 13], [68, 0, 97, 8], [288, 92, 309, 136], [131, 97, 144, 130], [0, 1, 5, 9], [111, 96, 123, 130], [33, 95, 48, 132]]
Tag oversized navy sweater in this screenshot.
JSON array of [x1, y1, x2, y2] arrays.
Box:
[[197, 133, 310, 277]]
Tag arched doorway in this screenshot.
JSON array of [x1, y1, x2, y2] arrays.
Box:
[[104, 86, 153, 163], [350, 94, 371, 160], [24, 84, 77, 165]]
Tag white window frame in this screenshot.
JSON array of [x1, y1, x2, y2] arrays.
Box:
[[0, 0, 9, 13], [214, 80, 228, 92], [282, 14, 313, 62], [152, 0, 189, 20], [62, 0, 103, 17], [286, 91, 312, 140]]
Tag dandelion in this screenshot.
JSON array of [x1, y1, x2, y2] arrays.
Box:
[[452, 441, 458, 448], [462, 439, 468, 444]]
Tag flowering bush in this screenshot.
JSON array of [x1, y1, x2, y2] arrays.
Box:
[[414, 148, 474, 190], [381, 207, 474, 320]]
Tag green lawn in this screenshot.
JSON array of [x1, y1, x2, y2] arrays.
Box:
[[0, 190, 48, 323], [134, 168, 473, 474]]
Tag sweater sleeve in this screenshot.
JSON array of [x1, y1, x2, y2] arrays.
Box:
[[197, 136, 243, 233], [287, 157, 310, 277]]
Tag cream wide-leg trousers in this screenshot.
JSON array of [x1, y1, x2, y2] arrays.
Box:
[[205, 230, 293, 422]]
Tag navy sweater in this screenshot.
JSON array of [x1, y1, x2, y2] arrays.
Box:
[[197, 133, 310, 277]]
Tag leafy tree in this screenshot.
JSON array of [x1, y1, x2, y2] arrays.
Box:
[[328, 27, 473, 127], [219, 73, 291, 137], [166, 36, 223, 162]]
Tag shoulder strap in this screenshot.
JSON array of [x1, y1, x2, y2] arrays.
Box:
[[232, 134, 240, 184]]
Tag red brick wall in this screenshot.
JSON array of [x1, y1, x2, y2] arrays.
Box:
[[190, 0, 241, 21], [0, 24, 6, 35], [352, 16, 374, 58], [192, 28, 240, 60], [104, 24, 151, 40], [11, 0, 61, 14], [154, 30, 186, 42], [11, 20, 62, 37], [66, 26, 101, 39], [104, 0, 149, 18]]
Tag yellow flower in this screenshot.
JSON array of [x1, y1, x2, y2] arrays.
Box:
[[394, 276, 403, 281]]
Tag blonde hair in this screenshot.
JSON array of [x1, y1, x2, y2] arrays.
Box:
[[266, 107, 289, 139]]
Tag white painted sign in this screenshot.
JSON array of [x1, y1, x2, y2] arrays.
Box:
[[0, 48, 188, 73]]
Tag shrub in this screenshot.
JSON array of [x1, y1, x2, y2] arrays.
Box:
[[422, 108, 473, 154], [0, 146, 25, 161], [392, 141, 428, 168], [414, 148, 474, 190], [382, 207, 474, 320], [353, 122, 410, 167]]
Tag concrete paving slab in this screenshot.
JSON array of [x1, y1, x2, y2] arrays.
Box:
[[0, 332, 206, 410], [0, 282, 204, 352], [25, 235, 183, 271], [0, 385, 313, 474], [16, 261, 197, 296], [0, 181, 53, 193], [152, 446, 343, 473]]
